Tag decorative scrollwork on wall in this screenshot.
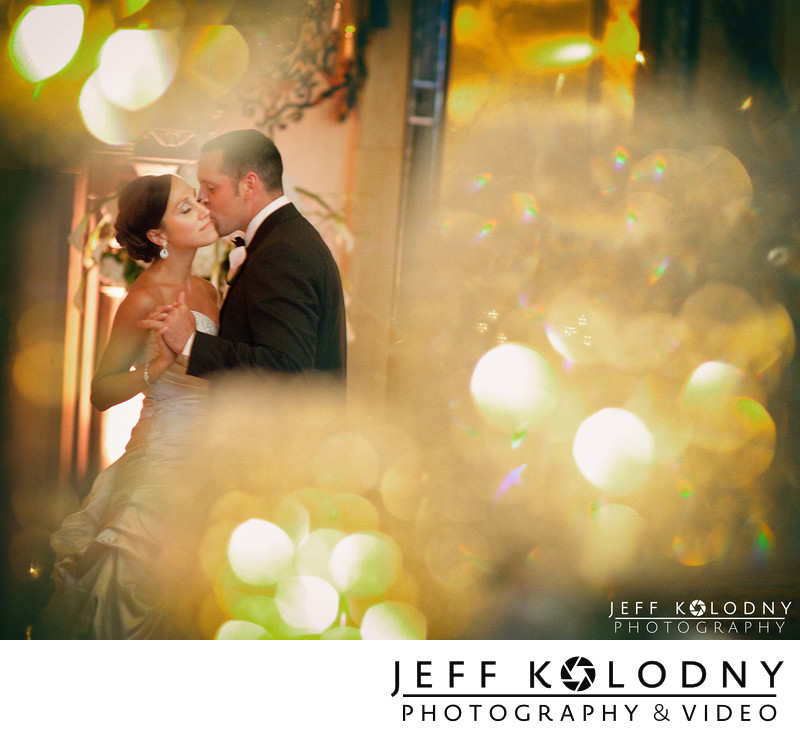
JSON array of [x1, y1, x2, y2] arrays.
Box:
[[240, 0, 368, 135]]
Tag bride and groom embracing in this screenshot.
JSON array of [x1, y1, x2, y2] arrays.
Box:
[[36, 129, 347, 639]]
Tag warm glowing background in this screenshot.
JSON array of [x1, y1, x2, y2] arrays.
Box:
[[2, 0, 800, 640]]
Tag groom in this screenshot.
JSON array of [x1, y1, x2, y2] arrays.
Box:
[[142, 129, 346, 384]]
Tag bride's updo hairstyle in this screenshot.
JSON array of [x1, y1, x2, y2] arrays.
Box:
[[114, 173, 174, 262]]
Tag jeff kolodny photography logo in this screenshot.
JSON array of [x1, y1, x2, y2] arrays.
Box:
[[391, 654, 783, 725], [608, 596, 792, 635]]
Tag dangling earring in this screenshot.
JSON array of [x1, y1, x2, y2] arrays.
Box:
[[159, 241, 169, 259]]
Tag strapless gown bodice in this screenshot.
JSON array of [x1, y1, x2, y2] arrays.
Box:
[[130, 311, 218, 462], [37, 312, 218, 639]]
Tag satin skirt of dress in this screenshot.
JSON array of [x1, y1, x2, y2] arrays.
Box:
[[36, 356, 212, 639]]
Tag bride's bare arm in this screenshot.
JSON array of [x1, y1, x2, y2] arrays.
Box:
[[90, 290, 176, 411]]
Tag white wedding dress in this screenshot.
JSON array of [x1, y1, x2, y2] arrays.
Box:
[[37, 312, 217, 639]]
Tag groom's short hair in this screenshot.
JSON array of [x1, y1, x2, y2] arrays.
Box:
[[201, 129, 283, 194]]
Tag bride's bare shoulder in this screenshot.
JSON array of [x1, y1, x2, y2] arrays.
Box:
[[189, 275, 221, 309], [115, 280, 164, 320]]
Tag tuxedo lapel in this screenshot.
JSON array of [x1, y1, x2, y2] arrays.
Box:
[[221, 203, 300, 314], [245, 203, 300, 257]]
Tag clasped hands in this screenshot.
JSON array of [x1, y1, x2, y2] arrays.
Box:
[[138, 291, 195, 356]]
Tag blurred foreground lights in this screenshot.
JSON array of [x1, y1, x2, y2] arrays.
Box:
[[573, 408, 654, 496], [276, 576, 339, 634], [360, 602, 427, 640], [512, 192, 538, 223], [516, 35, 599, 70], [12, 340, 65, 405], [186, 25, 249, 98], [79, 71, 146, 145], [330, 532, 402, 598], [227, 518, 294, 586], [295, 528, 346, 583], [9, 4, 84, 82], [470, 343, 558, 433], [120, 0, 151, 17], [447, 76, 493, 125], [97, 29, 179, 110], [672, 526, 727, 567], [544, 292, 615, 364], [312, 432, 380, 494], [216, 620, 270, 640], [682, 361, 745, 407], [580, 504, 645, 584]]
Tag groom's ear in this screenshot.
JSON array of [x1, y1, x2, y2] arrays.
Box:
[[240, 171, 259, 199], [146, 228, 166, 246]]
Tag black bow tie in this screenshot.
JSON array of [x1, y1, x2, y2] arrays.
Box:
[[232, 236, 246, 248]]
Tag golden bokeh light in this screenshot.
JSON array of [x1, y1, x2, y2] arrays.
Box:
[[513, 35, 600, 71], [452, 4, 495, 47], [312, 432, 380, 495], [686, 397, 776, 485], [573, 408, 654, 496], [544, 290, 617, 365], [610, 311, 684, 372], [12, 340, 65, 406], [682, 360, 748, 409], [670, 515, 729, 568], [185, 24, 249, 98], [7, 524, 49, 577], [379, 453, 425, 521], [624, 379, 692, 463], [446, 75, 493, 125], [470, 343, 558, 432], [579, 503, 646, 584], [603, 3, 639, 65], [687, 145, 753, 225], [329, 493, 380, 532], [680, 282, 768, 372], [207, 490, 273, 528]]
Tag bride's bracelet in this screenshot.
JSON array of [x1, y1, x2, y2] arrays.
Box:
[[142, 359, 156, 387]]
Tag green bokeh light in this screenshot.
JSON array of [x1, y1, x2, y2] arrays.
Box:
[[227, 518, 294, 587], [360, 602, 427, 640], [330, 532, 402, 598], [9, 4, 84, 83]]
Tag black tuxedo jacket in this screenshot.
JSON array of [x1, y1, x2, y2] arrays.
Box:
[[187, 203, 347, 382]]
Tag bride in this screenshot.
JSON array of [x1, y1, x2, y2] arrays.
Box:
[[36, 173, 220, 638]]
